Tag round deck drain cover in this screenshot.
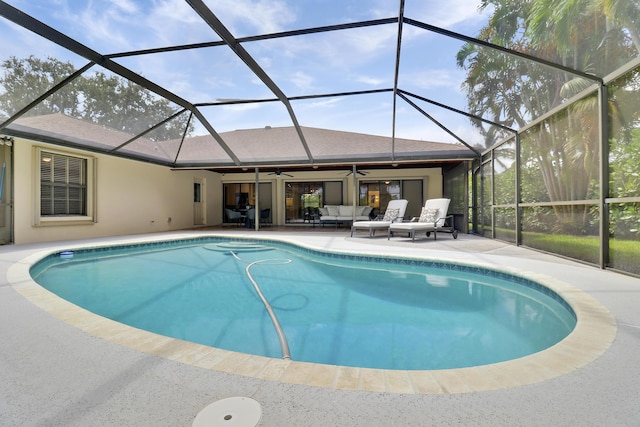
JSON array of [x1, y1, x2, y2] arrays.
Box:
[[193, 396, 262, 426]]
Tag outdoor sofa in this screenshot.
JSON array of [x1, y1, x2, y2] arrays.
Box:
[[318, 205, 373, 227]]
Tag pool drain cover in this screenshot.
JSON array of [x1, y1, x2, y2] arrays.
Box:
[[193, 396, 262, 426]]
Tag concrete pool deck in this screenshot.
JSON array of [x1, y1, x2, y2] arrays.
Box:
[[1, 230, 639, 426]]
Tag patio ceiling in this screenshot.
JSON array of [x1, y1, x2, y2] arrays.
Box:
[[0, 1, 605, 170]]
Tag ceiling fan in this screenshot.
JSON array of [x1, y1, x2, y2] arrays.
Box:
[[345, 168, 369, 176], [267, 168, 294, 178]]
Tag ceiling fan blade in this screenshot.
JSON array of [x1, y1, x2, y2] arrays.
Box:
[[266, 169, 294, 178]]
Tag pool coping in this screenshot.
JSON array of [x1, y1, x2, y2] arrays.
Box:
[[7, 233, 617, 394]]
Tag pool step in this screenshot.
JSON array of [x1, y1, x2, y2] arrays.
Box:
[[203, 242, 272, 252]]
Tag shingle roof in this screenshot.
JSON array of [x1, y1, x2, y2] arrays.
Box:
[[11, 114, 475, 167]]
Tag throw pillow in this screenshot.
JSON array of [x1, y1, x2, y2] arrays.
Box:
[[326, 206, 340, 216], [419, 207, 439, 223], [383, 208, 400, 222]]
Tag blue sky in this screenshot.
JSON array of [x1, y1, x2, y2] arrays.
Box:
[[1, 0, 493, 146]]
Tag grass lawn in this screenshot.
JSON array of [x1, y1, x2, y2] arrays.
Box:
[[496, 229, 640, 276]]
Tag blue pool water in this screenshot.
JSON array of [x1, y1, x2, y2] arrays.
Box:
[[30, 238, 576, 370]]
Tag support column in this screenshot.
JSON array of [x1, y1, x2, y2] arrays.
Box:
[[515, 133, 521, 246], [255, 168, 260, 231], [598, 83, 609, 269]]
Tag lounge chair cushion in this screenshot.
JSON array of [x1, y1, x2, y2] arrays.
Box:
[[419, 207, 439, 223], [383, 208, 400, 222]]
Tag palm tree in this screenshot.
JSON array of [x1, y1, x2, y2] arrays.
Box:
[[458, 0, 636, 232], [599, 0, 640, 53]]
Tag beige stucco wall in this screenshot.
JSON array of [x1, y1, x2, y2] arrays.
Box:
[[13, 136, 446, 244], [13, 138, 222, 244]]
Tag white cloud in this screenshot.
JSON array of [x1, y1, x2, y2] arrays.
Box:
[[46, 0, 143, 51], [309, 98, 342, 108], [289, 71, 314, 92], [357, 75, 385, 86], [222, 103, 261, 112], [401, 68, 464, 90], [111, 0, 139, 15], [204, 0, 296, 34], [408, 0, 488, 28], [147, 0, 214, 44]]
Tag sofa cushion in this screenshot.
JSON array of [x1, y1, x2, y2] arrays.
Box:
[[318, 207, 330, 217], [338, 205, 353, 216]]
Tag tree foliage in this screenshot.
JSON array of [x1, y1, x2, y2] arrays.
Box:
[[608, 69, 640, 238], [460, 0, 639, 234], [459, 0, 637, 145], [0, 55, 191, 140]]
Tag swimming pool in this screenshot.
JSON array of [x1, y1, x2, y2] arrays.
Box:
[[30, 237, 576, 371]]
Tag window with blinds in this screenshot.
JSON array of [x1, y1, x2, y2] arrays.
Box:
[[40, 151, 87, 216]]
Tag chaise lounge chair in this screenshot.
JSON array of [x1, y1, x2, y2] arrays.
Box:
[[350, 199, 408, 237], [388, 198, 458, 241]]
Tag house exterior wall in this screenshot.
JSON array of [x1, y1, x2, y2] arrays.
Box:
[[13, 138, 222, 244], [220, 168, 443, 225], [13, 136, 446, 244]]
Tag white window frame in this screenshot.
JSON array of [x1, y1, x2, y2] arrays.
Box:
[[33, 146, 97, 226]]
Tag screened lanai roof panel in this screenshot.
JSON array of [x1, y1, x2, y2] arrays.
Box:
[[397, 32, 471, 114], [11, 112, 188, 166], [3, 0, 222, 53], [12, 113, 139, 152], [9, 111, 231, 166], [7, 66, 188, 148], [394, 97, 472, 147], [196, 102, 296, 135], [4, 0, 635, 168], [213, 126, 309, 164], [398, 25, 597, 139], [290, 92, 394, 142], [395, 93, 510, 151], [301, 126, 472, 162], [241, 24, 398, 95], [457, 0, 640, 78], [114, 109, 193, 163], [0, 17, 94, 122], [458, 42, 597, 127], [403, 0, 491, 31], [174, 135, 234, 165], [172, 114, 234, 165], [203, 0, 399, 37], [196, 125, 475, 165], [112, 46, 276, 105], [117, 137, 180, 163]]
